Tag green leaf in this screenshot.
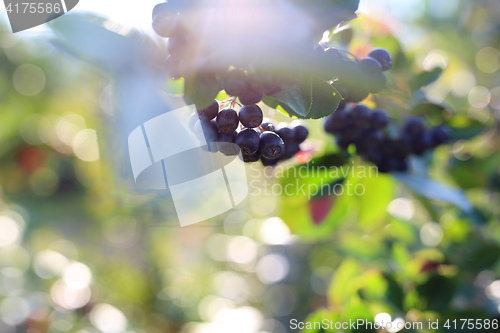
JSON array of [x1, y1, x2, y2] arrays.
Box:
[[410, 67, 443, 91], [357, 173, 395, 226], [262, 74, 313, 118], [275, 153, 349, 239], [262, 75, 342, 119], [392, 243, 411, 269], [360, 270, 388, 299], [300, 309, 340, 332], [411, 102, 451, 125], [307, 76, 343, 119], [328, 258, 359, 305], [277, 157, 350, 240], [393, 173, 473, 213]]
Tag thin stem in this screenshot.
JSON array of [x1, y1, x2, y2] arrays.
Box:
[[229, 96, 242, 109]]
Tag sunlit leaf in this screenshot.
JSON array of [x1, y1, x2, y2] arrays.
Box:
[[307, 77, 343, 119], [410, 67, 443, 91], [393, 172, 473, 213], [328, 258, 359, 305], [262, 74, 312, 118]]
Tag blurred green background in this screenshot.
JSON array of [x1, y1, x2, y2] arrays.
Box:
[[0, 0, 499, 332]]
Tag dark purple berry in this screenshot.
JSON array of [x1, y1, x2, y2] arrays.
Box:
[[248, 73, 284, 96], [197, 100, 219, 121], [224, 69, 249, 97], [431, 126, 450, 147], [359, 57, 383, 74], [216, 109, 239, 134], [276, 124, 294, 145], [239, 89, 263, 105], [388, 157, 408, 172], [350, 105, 371, 127], [393, 137, 412, 159], [368, 150, 384, 165], [241, 151, 261, 163], [379, 138, 396, 157], [259, 131, 285, 159], [368, 48, 393, 71], [217, 131, 237, 142], [377, 162, 390, 173], [235, 128, 260, 155], [361, 129, 384, 147], [336, 136, 350, 150], [370, 109, 389, 129], [355, 140, 370, 155], [260, 122, 275, 132], [324, 109, 348, 134], [411, 131, 432, 155], [404, 116, 426, 137], [194, 119, 218, 142], [239, 105, 263, 128], [292, 123, 309, 144], [282, 144, 301, 159], [217, 131, 239, 156], [346, 84, 370, 103], [337, 59, 362, 81], [325, 47, 344, 59], [341, 126, 364, 142], [367, 72, 387, 93]]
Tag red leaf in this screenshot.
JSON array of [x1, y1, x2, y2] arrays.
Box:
[[309, 195, 334, 225]]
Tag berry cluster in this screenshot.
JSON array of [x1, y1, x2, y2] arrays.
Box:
[[324, 103, 450, 173], [153, 2, 393, 109], [153, 3, 299, 106], [313, 46, 393, 102], [189, 100, 309, 166]]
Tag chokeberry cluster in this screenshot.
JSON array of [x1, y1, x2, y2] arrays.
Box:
[[153, 2, 393, 108], [313, 46, 393, 102], [324, 103, 450, 173], [153, 2, 299, 106], [189, 100, 309, 166]]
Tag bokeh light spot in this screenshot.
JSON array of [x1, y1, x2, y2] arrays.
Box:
[[420, 222, 443, 247], [13, 64, 45, 96], [90, 304, 127, 333], [256, 254, 289, 284], [468, 86, 491, 108], [476, 47, 500, 73]]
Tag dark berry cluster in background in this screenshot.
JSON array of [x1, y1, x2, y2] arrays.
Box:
[[314, 46, 392, 103], [324, 103, 450, 173], [189, 100, 309, 166]]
